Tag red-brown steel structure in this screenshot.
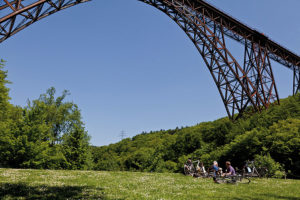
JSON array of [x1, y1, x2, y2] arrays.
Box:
[[1, 0, 299, 120]]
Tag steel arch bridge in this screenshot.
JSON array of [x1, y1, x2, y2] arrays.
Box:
[[1, 0, 300, 120]]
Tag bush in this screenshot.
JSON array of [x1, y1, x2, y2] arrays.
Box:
[[254, 154, 284, 178]]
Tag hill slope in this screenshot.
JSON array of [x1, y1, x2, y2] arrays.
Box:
[[91, 94, 300, 178]]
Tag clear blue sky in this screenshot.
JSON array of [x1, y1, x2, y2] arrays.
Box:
[[1, 0, 299, 146]]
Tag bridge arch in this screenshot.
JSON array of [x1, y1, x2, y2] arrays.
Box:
[[0, 0, 283, 120]]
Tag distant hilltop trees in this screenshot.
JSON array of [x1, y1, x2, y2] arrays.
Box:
[[91, 94, 300, 178]]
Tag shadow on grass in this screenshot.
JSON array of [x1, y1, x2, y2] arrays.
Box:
[[261, 194, 300, 200], [0, 182, 121, 200], [233, 194, 300, 200]]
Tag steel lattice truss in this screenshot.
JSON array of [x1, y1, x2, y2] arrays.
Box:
[[243, 42, 279, 109], [1, 0, 300, 120], [0, 0, 90, 42], [294, 67, 300, 95]]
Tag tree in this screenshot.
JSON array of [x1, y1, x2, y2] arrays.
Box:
[[0, 61, 91, 169], [25, 87, 79, 145], [0, 59, 18, 167], [24, 87, 92, 169], [62, 124, 92, 170], [0, 59, 10, 121]]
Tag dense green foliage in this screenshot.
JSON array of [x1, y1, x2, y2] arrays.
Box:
[[1, 168, 300, 200], [0, 60, 91, 169], [1, 59, 299, 178], [92, 95, 300, 178]]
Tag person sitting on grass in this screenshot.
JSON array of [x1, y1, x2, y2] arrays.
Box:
[[196, 161, 207, 176], [211, 161, 222, 183], [184, 159, 195, 176], [222, 161, 236, 177]]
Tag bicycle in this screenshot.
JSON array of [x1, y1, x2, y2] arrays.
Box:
[[183, 160, 209, 178], [242, 160, 268, 178], [215, 173, 251, 184]]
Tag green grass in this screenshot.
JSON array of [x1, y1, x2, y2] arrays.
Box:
[[0, 168, 300, 200]]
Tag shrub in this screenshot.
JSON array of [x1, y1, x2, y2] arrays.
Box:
[[254, 154, 284, 178]]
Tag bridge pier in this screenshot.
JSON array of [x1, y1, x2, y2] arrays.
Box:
[[243, 42, 280, 109]]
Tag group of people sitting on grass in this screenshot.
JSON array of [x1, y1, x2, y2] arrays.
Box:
[[184, 159, 207, 177], [184, 159, 236, 183], [211, 161, 236, 183]]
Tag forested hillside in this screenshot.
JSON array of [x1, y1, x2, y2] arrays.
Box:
[[91, 94, 300, 178], [0, 59, 299, 178]]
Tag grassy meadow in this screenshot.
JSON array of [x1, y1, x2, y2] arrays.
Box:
[[0, 168, 300, 200]]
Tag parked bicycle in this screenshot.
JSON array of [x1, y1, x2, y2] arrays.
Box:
[[184, 160, 208, 178], [239, 160, 268, 178], [215, 173, 251, 184]]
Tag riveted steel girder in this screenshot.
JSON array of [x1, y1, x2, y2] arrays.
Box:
[[140, 0, 266, 120], [294, 67, 300, 95], [243, 42, 280, 108], [0, 0, 90, 43]]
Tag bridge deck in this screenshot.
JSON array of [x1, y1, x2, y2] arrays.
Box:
[[1, 0, 299, 69], [187, 0, 300, 68]]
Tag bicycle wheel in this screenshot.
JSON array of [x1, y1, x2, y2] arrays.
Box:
[[239, 176, 251, 184], [257, 168, 268, 178]]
